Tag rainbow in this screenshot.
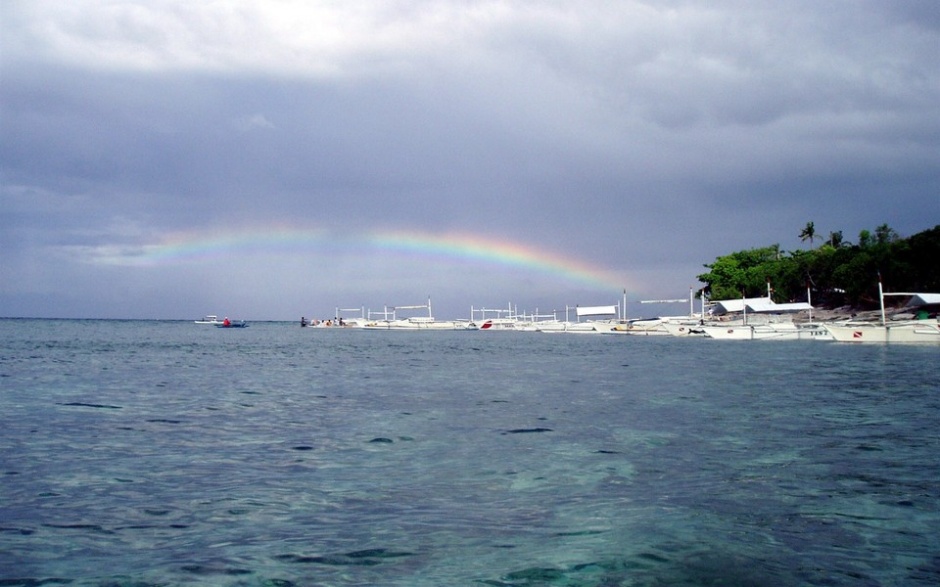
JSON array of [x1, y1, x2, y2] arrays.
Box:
[[106, 226, 631, 290]]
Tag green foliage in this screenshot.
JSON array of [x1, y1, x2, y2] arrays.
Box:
[[697, 245, 781, 299], [697, 225, 940, 308]]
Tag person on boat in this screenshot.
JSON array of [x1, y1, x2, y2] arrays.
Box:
[[301, 316, 308, 327], [223, 317, 231, 327]]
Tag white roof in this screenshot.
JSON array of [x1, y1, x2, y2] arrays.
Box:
[[902, 293, 940, 307], [766, 302, 814, 312], [710, 298, 812, 315], [710, 298, 765, 314], [576, 305, 617, 317]]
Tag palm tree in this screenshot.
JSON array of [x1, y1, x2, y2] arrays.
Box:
[[828, 230, 843, 248], [799, 221, 816, 248]]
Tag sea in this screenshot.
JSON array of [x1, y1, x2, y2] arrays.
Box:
[[1, 318, 938, 587]]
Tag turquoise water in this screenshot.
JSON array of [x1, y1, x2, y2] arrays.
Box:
[[1, 319, 938, 586]]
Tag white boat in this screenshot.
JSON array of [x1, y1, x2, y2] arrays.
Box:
[[515, 312, 557, 332], [364, 298, 466, 330], [690, 281, 835, 341], [655, 288, 720, 337], [609, 292, 696, 335], [824, 291, 940, 343], [610, 317, 674, 336], [824, 319, 940, 343], [328, 307, 368, 328], [700, 295, 822, 341], [533, 304, 619, 333], [470, 304, 521, 331], [536, 320, 599, 333], [703, 321, 832, 341], [362, 307, 397, 329], [661, 319, 710, 337], [194, 315, 222, 325]]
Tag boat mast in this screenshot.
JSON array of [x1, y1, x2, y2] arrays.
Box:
[[806, 283, 813, 323], [878, 276, 886, 326]]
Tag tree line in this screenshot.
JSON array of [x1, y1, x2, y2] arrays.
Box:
[[696, 224, 940, 309]]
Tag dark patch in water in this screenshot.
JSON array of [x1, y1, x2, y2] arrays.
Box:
[[504, 567, 565, 582], [146, 419, 181, 424], [595, 449, 620, 454], [181, 564, 252, 576], [554, 530, 606, 537], [58, 402, 121, 409], [0, 526, 35, 535], [504, 428, 553, 434], [0, 579, 72, 586], [292, 445, 314, 451], [637, 552, 670, 563], [369, 437, 394, 443], [274, 548, 414, 566], [43, 523, 114, 535], [855, 444, 883, 451]]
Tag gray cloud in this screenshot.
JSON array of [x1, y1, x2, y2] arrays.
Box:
[[2, 1, 938, 319]]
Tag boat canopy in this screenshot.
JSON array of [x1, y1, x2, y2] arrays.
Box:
[[576, 305, 617, 317], [762, 302, 814, 313], [710, 298, 812, 315], [899, 293, 940, 307], [710, 298, 768, 314]]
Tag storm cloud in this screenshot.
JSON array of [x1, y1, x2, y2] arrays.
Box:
[[2, 1, 938, 319]]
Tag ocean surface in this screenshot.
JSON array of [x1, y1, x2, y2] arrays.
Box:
[[1, 318, 938, 587]]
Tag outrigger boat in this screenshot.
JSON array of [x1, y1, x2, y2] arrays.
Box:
[[699, 295, 821, 341], [470, 304, 522, 331], [824, 287, 940, 343], [364, 298, 468, 330], [531, 300, 622, 333]]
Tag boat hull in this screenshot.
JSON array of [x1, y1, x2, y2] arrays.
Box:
[[661, 322, 708, 337], [702, 323, 831, 341], [824, 321, 940, 343]]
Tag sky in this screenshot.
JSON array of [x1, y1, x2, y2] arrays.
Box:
[[2, 1, 938, 321]]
